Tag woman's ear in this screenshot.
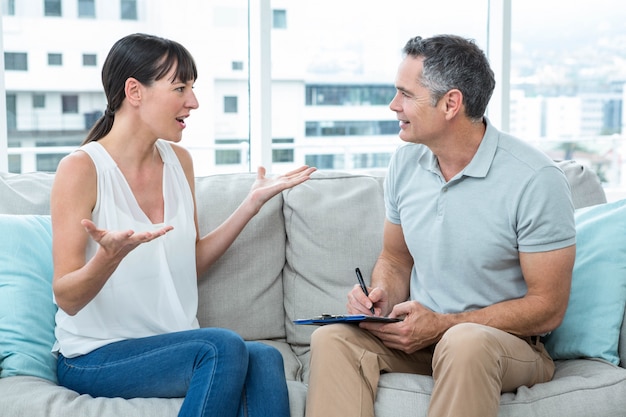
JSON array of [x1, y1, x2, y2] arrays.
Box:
[[124, 77, 142, 106]]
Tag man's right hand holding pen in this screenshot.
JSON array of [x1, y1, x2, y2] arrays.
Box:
[[350, 267, 391, 317]]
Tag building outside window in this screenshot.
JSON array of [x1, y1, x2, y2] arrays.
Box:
[[61, 95, 79, 114], [224, 96, 238, 113], [82, 54, 97, 66], [4, 52, 27, 70], [48, 53, 62, 66], [44, 0, 62, 16], [33, 94, 46, 109], [78, 0, 95, 18], [121, 0, 137, 20], [3, 0, 15, 15], [272, 9, 286, 29]]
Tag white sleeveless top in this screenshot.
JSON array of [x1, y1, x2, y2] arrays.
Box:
[[54, 140, 199, 358]]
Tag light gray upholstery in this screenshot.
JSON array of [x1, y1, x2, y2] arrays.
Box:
[[1, 160, 624, 417]]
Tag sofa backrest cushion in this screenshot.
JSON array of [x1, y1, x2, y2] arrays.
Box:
[[0, 172, 55, 214], [0, 215, 58, 382], [282, 172, 386, 346], [544, 198, 626, 366], [194, 174, 288, 341], [557, 160, 607, 209]]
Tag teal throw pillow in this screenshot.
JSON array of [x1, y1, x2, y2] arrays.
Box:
[[544, 199, 626, 365], [0, 215, 58, 382]]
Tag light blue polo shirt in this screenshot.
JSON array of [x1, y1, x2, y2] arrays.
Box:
[[384, 119, 576, 314]]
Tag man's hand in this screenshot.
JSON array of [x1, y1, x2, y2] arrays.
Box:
[[347, 283, 391, 317], [359, 300, 446, 354]]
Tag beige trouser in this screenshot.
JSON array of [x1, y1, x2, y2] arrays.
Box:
[[305, 322, 554, 417]]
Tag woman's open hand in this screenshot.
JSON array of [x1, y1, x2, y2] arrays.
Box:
[[247, 166, 317, 211], [82, 219, 174, 260]]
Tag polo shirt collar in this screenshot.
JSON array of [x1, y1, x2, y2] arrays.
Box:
[[461, 117, 499, 179], [420, 117, 499, 181]]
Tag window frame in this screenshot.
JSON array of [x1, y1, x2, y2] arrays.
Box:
[[0, 1, 513, 174]]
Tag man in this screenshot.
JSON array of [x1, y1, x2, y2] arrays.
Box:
[[305, 34, 576, 417]]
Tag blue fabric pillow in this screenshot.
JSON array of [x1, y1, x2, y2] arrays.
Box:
[[544, 199, 626, 365], [0, 215, 57, 382]]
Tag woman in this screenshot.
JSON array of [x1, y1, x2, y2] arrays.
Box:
[[50, 33, 315, 417]]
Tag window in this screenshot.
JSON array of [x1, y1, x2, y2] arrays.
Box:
[[33, 94, 46, 109], [215, 139, 244, 165], [48, 53, 62, 66], [82, 54, 97, 66], [272, 9, 286, 29], [272, 138, 294, 163], [6, 94, 16, 131], [3, 0, 15, 15], [62, 95, 79, 114], [306, 85, 396, 106], [121, 0, 137, 20], [0, 1, 624, 200], [510, 0, 626, 201], [44, 0, 62, 16], [224, 96, 238, 113], [78, 0, 95, 18], [4, 52, 27, 70], [305, 121, 398, 137]]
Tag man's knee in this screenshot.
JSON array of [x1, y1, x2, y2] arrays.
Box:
[[310, 323, 355, 350], [434, 323, 501, 366]]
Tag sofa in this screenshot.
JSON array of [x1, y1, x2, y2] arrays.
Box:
[[1, 160, 625, 417]]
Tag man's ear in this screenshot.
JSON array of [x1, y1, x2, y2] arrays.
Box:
[[442, 89, 463, 120], [124, 77, 142, 106]]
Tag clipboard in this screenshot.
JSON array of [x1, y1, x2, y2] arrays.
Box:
[[293, 314, 402, 325]]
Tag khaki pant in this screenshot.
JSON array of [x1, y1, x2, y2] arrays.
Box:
[[305, 322, 554, 417]]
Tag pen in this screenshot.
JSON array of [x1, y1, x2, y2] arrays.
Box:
[[355, 267, 375, 314]]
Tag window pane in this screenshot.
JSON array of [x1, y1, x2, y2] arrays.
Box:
[[271, 0, 488, 172], [121, 0, 137, 20], [33, 94, 46, 108], [272, 9, 286, 29], [62, 95, 79, 113], [2, 1, 250, 175], [78, 0, 96, 18], [48, 53, 62, 66], [224, 96, 238, 113], [511, 0, 626, 201], [82, 54, 97, 66], [44, 0, 62, 16], [4, 52, 27, 70]]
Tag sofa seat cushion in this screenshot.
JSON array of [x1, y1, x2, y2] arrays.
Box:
[[373, 359, 626, 417], [0, 376, 182, 417]]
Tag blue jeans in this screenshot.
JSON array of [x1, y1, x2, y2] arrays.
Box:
[[57, 328, 290, 417]]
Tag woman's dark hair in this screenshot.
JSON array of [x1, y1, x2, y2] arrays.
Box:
[[403, 35, 495, 122], [82, 33, 198, 144]]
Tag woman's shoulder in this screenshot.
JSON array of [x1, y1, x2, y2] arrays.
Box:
[[55, 149, 97, 182]]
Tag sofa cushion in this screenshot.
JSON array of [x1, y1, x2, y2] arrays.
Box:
[[0, 376, 182, 417], [0, 215, 57, 382], [544, 198, 626, 365], [373, 359, 626, 417], [282, 172, 386, 346], [0, 172, 56, 214], [194, 174, 287, 341], [556, 160, 606, 209]]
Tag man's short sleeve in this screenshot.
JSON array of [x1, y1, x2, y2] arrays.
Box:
[[517, 166, 576, 252]]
